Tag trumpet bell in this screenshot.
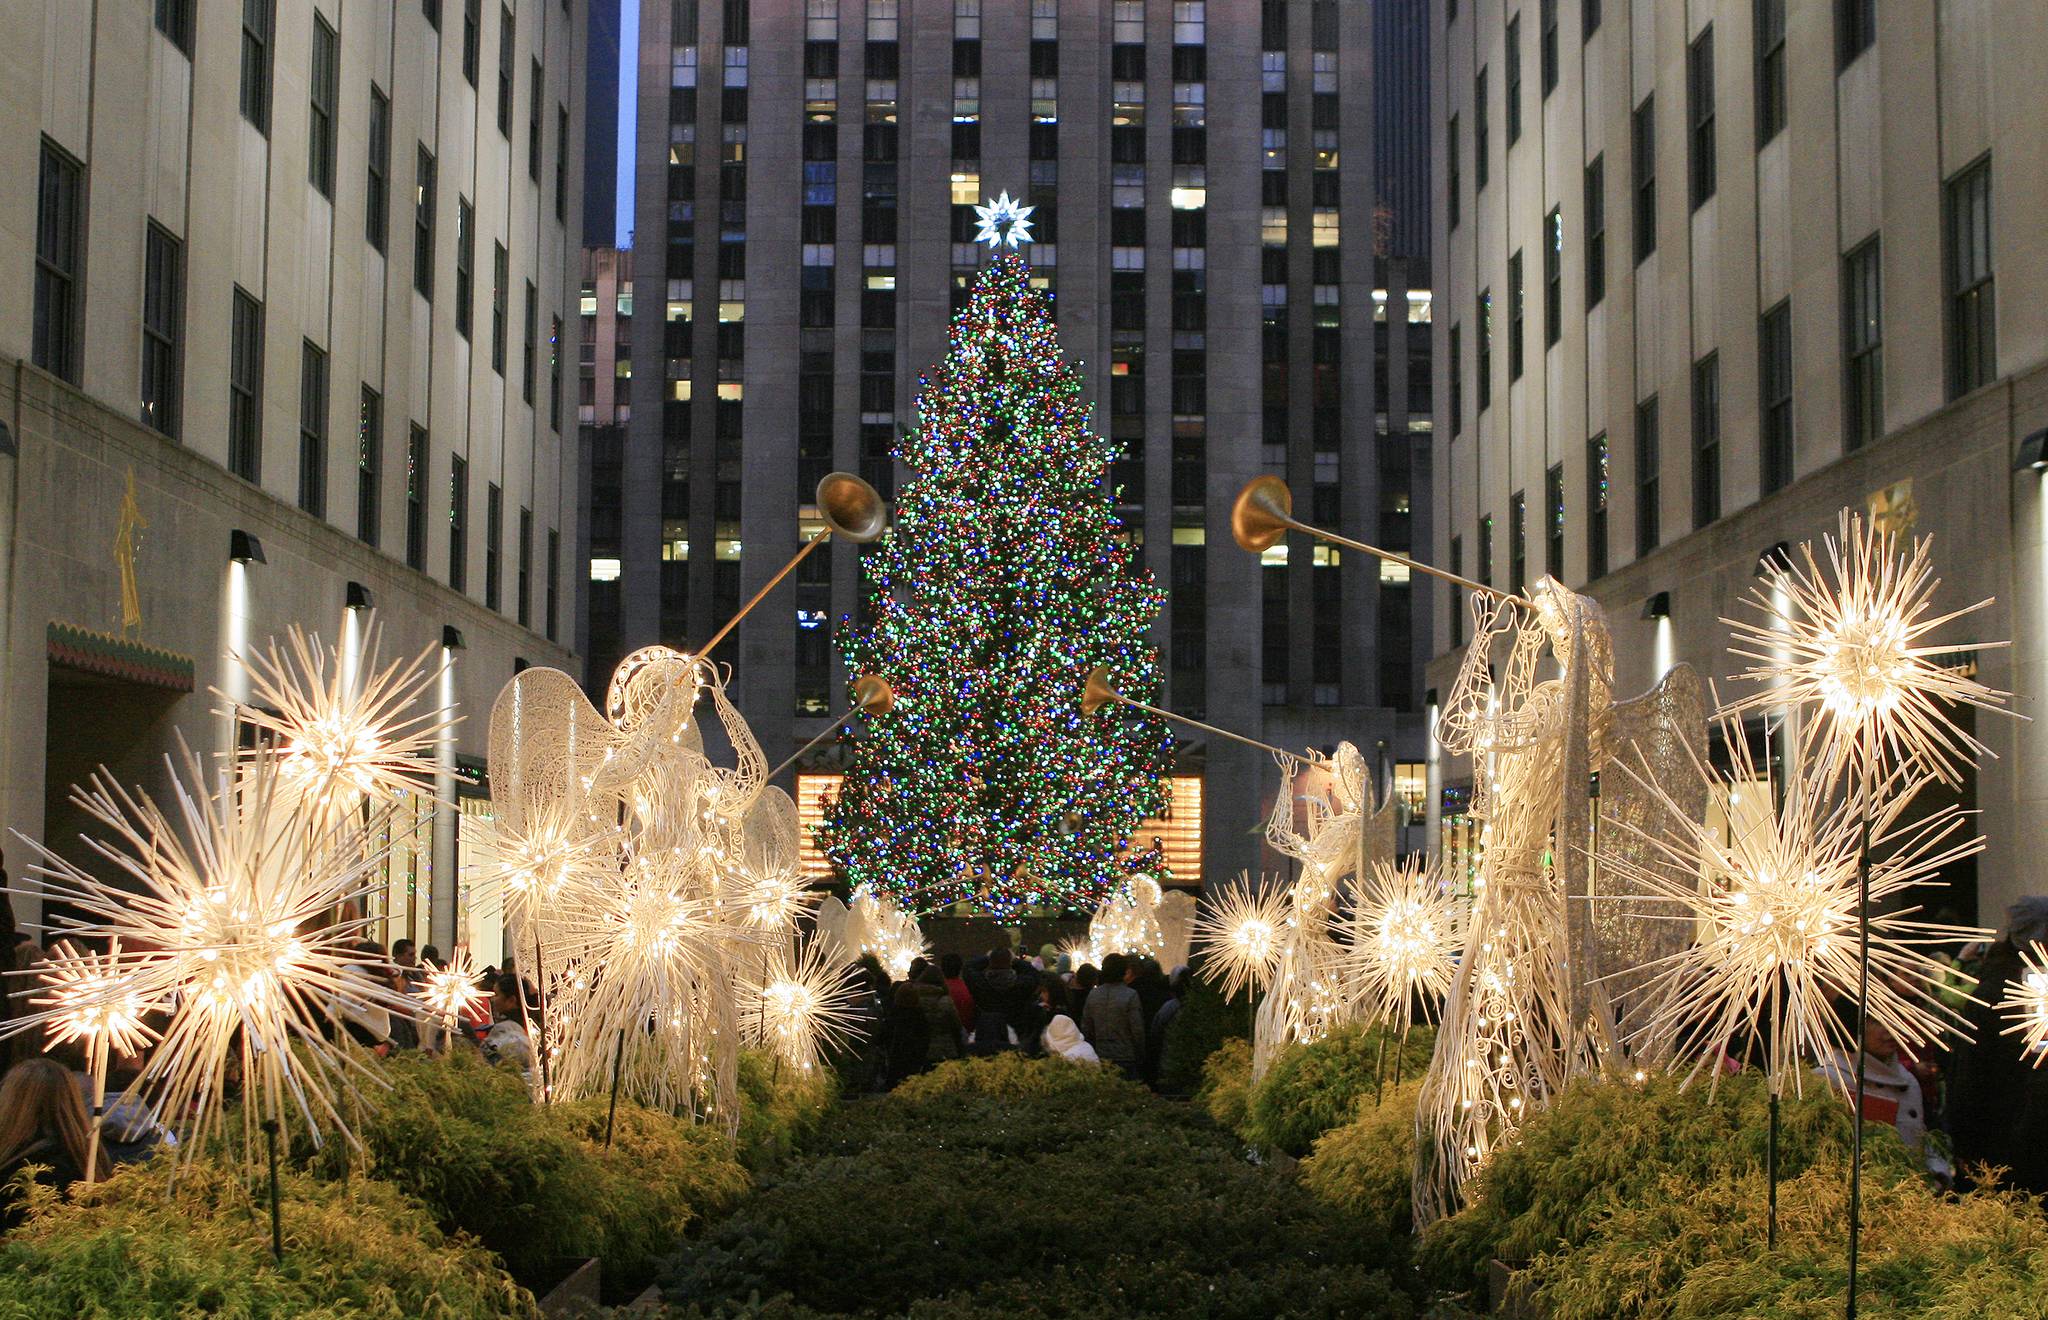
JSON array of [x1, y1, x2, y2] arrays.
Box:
[[1081, 664, 1119, 717], [1231, 476, 1295, 553], [852, 673, 896, 715], [817, 472, 888, 543]]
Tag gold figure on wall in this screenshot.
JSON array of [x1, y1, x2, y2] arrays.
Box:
[[114, 467, 147, 636]]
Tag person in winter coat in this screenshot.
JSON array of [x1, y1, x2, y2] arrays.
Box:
[[1815, 999, 1950, 1183], [1042, 1014, 1100, 1065], [0, 1057, 93, 1227], [965, 946, 1034, 1054], [910, 960, 967, 1063], [1948, 897, 2048, 1194], [1081, 952, 1147, 1079], [880, 981, 931, 1087], [940, 952, 976, 1031]]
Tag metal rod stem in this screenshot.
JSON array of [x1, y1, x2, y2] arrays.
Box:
[[1848, 800, 1871, 1320], [604, 1028, 627, 1149], [766, 706, 862, 781], [1111, 693, 1313, 763], [262, 1117, 283, 1261], [1768, 1092, 1780, 1250], [531, 926, 553, 1102], [1280, 513, 1533, 608], [693, 530, 830, 661]]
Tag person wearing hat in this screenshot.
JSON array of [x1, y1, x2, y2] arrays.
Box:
[[1042, 1013, 1099, 1066]]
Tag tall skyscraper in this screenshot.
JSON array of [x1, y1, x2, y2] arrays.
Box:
[[1429, 0, 2048, 922], [591, 0, 1435, 889], [0, 0, 584, 958]]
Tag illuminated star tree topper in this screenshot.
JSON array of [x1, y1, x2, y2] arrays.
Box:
[[973, 190, 1035, 248], [819, 244, 1170, 914]]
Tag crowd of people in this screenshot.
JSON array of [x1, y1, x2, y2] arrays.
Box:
[[856, 944, 1193, 1091]]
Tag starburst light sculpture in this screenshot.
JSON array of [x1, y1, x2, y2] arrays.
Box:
[[743, 938, 866, 1073], [2000, 945, 2048, 1067], [1342, 855, 1465, 1033], [1192, 873, 1290, 1003], [420, 949, 492, 1046]]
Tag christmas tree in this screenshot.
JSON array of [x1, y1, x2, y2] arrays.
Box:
[[821, 204, 1171, 916]]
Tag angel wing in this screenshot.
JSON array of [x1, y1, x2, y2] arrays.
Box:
[[1592, 661, 1709, 1052]]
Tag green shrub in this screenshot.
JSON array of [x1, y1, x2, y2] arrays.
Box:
[[1243, 1022, 1437, 1157], [733, 1050, 838, 1169], [1299, 1078, 1423, 1240], [1158, 976, 1250, 1096], [1197, 1037, 1254, 1136], [0, 1158, 536, 1319], [891, 1052, 1150, 1105], [299, 1048, 747, 1294], [1417, 1070, 1915, 1297], [662, 1061, 1419, 1318], [1524, 1165, 2048, 1319]]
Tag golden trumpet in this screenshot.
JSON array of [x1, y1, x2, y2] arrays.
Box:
[[694, 472, 888, 660], [1231, 475, 1529, 607], [1081, 664, 1314, 763]]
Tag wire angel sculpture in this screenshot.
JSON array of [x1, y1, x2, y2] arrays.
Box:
[[1089, 874, 1167, 961]]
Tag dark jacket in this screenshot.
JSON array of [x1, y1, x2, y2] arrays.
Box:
[[1950, 942, 2048, 1195], [0, 1133, 83, 1230], [880, 1003, 931, 1088], [1081, 982, 1147, 1065], [965, 965, 1036, 1054], [914, 979, 966, 1062]]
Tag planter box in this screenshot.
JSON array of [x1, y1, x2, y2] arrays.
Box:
[[533, 1257, 601, 1318]]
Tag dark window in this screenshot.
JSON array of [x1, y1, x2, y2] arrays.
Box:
[[1688, 29, 1715, 209], [1583, 0, 1601, 37], [1632, 96, 1656, 261], [229, 288, 264, 481], [357, 385, 382, 545], [1509, 492, 1527, 597], [1944, 157, 1995, 399], [1541, 0, 1559, 96], [415, 147, 436, 297], [1448, 114, 1461, 229], [1691, 353, 1719, 527], [1475, 68, 1489, 190], [1635, 396, 1659, 557], [1477, 290, 1492, 410], [299, 340, 328, 516], [449, 453, 469, 592], [1545, 463, 1565, 578], [406, 426, 428, 568], [141, 222, 184, 439], [155, 0, 195, 54], [546, 527, 560, 640], [1586, 432, 1609, 579], [485, 482, 502, 610], [497, 6, 515, 135], [1837, 0, 1875, 68], [424, 0, 441, 29], [1449, 535, 1465, 647], [1544, 208, 1562, 347], [529, 58, 544, 179], [1756, 0, 1786, 145], [1843, 236, 1883, 450], [462, 0, 480, 86], [1760, 300, 1793, 493], [1477, 515, 1494, 588], [455, 197, 474, 338], [522, 281, 537, 403], [367, 86, 391, 250], [491, 240, 508, 373], [517, 506, 533, 626], [1505, 17, 1522, 144], [241, 0, 274, 133], [555, 105, 569, 222], [1584, 155, 1606, 307], [1507, 251, 1524, 380], [549, 314, 563, 430], [309, 17, 338, 195], [33, 139, 84, 384], [1449, 322, 1463, 435]]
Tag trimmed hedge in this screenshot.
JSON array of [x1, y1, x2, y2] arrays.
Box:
[[1197, 1036, 1254, 1136], [661, 1055, 1420, 1318], [300, 1048, 749, 1294], [1242, 1023, 1437, 1158], [1157, 976, 1249, 1096], [0, 1159, 538, 1319], [1298, 1077, 1423, 1241], [734, 1049, 839, 1169]]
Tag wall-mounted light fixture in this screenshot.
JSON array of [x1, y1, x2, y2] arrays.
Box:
[[442, 625, 466, 650], [1754, 542, 1793, 578], [229, 529, 266, 564], [1641, 590, 1671, 620], [345, 581, 375, 611], [2013, 429, 2048, 472]]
